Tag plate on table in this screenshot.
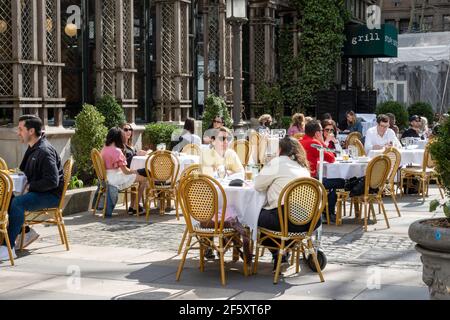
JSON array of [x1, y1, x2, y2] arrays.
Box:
[[357, 157, 370, 163]]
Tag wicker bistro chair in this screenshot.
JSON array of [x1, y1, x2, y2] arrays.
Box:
[[176, 173, 248, 286], [383, 147, 402, 217], [90, 149, 139, 218], [0, 157, 8, 170], [144, 150, 180, 220], [349, 155, 392, 232], [177, 164, 201, 254], [231, 139, 251, 166], [0, 170, 14, 265], [20, 158, 74, 251], [252, 177, 327, 284], [349, 139, 366, 157], [344, 132, 362, 149], [249, 131, 262, 168], [400, 143, 445, 202], [181, 143, 201, 156]]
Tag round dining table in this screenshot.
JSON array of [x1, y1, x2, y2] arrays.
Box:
[[130, 154, 200, 177], [322, 160, 368, 179], [368, 147, 425, 166], [217, 179, 267, 241]]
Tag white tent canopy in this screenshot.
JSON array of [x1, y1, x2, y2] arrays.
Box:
[[374, 32, 450, 113]]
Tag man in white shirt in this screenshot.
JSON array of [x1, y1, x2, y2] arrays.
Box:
[[364, 114, 402, 154]]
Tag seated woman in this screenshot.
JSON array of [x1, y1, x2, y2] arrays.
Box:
[[101, 127, 147, 213], [121, 123, 149, 215], [257, 114, 272, 135], [200, 127, 244, 179], [322, 119, 341, 154], [173, 118, 202, 152], [254, 136, 321, 270], [287, 113, 305, 136], [203, 116, 224, 144], [340, 110, 363, 134]]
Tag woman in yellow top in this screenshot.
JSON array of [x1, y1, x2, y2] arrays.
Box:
[[200, 127, 244, 178]]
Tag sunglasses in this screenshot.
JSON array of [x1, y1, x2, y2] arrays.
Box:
[[217, 136, 232, 142], [324, 128, 335, 133], [213, 120, 223, 124], [123, 128, 133, 132]]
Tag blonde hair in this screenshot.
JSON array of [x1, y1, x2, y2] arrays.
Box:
[[304, 116, 313, 123], [291, 113, 305, 131], [420, 116, 428, 132], [258, 114, 272, 126]]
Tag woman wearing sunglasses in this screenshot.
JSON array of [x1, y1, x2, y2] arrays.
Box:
[[203, 116, 224, 144], [322, 119, 339, 153], [200, 127, 244, 178], [121, 123, 149, 215]]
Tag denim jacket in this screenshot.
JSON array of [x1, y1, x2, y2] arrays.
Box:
[[91, 181, 119, 217]]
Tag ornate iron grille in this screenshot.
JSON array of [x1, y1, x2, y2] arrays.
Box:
[[22, 64, 34, 98], [254, 23, 265, 100], [45, 0, 57, 62], [161, 2, 176, 102], [47, 66, 58, 98], [21, 0, 33, 61], [0, 64, 13, 97], [101, 0, 116, 95], [207, 4, 219, 95], [0, 1, 12, 60]]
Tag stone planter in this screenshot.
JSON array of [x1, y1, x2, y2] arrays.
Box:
[[62, 186, 97, 216], [409, 218, 450, 300]]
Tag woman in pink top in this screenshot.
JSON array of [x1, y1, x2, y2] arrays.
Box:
[[287, 113, 305, 136], [101, 127, 147, 194]]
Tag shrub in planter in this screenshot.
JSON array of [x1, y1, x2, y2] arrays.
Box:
[[280, 116, 292, 130], [408, 117, 450, 300], [408, 102, 434, 127], [71, 104, 108, 185], [375, 101, 409, 130], [142, 122, 178, 150], [95, 94, 126, 129], [202, 95, 232, 135], [69, 175, 84, 190]]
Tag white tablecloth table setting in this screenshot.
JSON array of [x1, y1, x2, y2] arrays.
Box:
[[130, 154, 200, 178], [368, 147, 425, 167], [216, 177, 267, 241], [322, 159, 369, 180]]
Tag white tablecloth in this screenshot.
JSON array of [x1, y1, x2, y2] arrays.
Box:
[[218, 180, 267, 241], [322, 161, 368, 179], [130, 154, 200, 177], [11, 174, 27, 194], [369, 148, 425, 166]]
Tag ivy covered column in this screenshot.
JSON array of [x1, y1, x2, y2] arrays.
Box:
[[248, 0, 276, 118]]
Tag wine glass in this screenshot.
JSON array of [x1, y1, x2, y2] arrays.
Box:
[[217, 165, 227, 181]]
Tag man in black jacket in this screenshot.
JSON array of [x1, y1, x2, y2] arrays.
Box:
[[0, 115, 64, 261], [401, 115, 424, 140]]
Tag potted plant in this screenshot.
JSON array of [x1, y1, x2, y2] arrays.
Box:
[[408, 117, 450, 300], [142, 122, 178, 151]]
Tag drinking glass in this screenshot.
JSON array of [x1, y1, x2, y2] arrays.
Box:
[[217, 165, 226, 181], [245, 165, 253, 182]]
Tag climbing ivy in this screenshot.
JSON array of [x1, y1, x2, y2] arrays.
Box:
[[276, 0, 350, 111]]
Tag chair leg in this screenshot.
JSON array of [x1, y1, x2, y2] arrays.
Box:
[[124, 190, 128, 212], [20, 225, 26, 251], [336, 198, 342, 225], [176, 235, 192, 281], [437, 177, 445, 199], [219, 237, 226, 286], [61, 223, 70, 251], [273, 241, 285, 284], [56, 223, 65, 245], [3, 229, 14, 266], [199, 242, 205, 272], [308, 240, 325, 282], [175, 195, 179, 220], [295, 246, 301, 274], [422, 177, 427, 202], [391, 193, 401, 217], [363, 202, 369, 232], [178, 227, 188, 255], [102, 187, 108, 218], [135, 187, 140, 217], [325, 201, 330, 225], [93, 189, 102, 215], [379, 200, 390, 229]]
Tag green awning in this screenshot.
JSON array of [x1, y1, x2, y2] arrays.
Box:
[[343, 24, 398, 58]]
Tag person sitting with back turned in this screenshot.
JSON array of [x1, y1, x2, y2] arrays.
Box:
[[255, 136, 315, 270], [173, 117, 202, 152], [0, 115, 63, 261], [365, 114, 402, 154], [300, 120, 345, 223]]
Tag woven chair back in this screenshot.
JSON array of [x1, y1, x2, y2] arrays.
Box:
[[178, 174, 227, 233], [231, 139, 250, 166], [383, 147, 401, 185], [91, 149, 107, 183], [0, 170, 13, 222], [345, 132, 362, 148], [365, 155, 391, 196], [278, 177, 327, 236], [146, 150, 179, 187], [181, 143, 201, 156], [0, 157, 8, 171]]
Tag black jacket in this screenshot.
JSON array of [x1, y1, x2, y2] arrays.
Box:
[[401, 128, 423, 140], [19, 136, 64, 198]]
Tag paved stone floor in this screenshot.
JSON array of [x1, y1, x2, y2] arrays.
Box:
[[0, 187, 443, 300]]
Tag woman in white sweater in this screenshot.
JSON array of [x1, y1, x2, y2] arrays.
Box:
[[254, 136, 321, 270]]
